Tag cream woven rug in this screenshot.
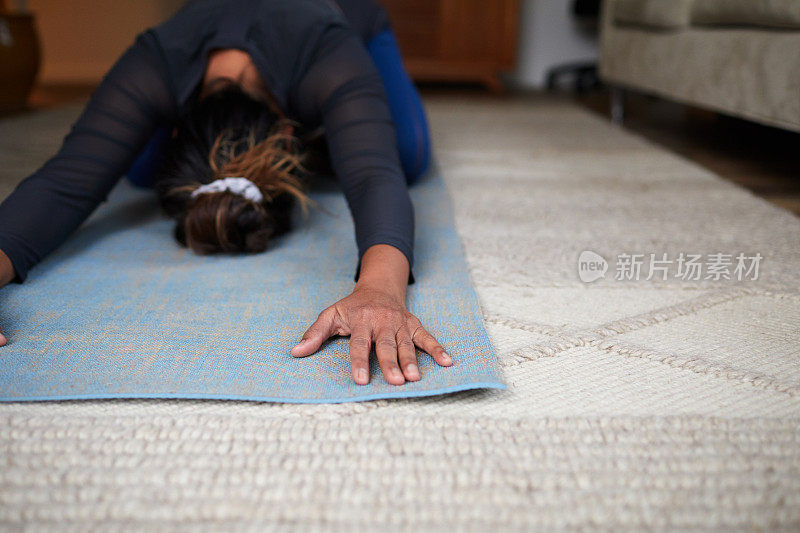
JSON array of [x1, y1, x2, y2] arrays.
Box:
[[1, 96, 799, 530]]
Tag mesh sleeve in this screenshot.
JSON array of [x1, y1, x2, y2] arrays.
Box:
[[332, 0, 391, 41], [292, 24, 415, 285], [0, 32, 176, 283]]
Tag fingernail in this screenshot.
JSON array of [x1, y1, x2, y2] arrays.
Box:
[[441, 351, 452, 363], [291, 340, 308, 356], [358, 368, 369, 384], [407, 363, 419, 378]]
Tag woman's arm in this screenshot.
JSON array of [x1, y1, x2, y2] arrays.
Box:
[[356, 243, 409, 303], [289, 23, 451, 384], [0, 31, 175, 284], [291, 21, 415, 282]]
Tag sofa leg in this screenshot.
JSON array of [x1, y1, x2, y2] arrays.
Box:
[[610, 87, 625, 125]]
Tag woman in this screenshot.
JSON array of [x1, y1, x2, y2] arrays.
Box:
[[0, 0, 451, 386]]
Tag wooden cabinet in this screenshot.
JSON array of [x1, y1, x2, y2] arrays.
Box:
[[379, 0, 520, 91]]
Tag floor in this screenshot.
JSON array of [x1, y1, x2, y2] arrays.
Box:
[[421, 83, 800, 217], [8, 82, 800, 217], [4, 84, 799, 531], [577, 87, 800, 217]]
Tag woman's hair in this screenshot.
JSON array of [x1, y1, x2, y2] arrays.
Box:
[[155, 85, 311, 255]]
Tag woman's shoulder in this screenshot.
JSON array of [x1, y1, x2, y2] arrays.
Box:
[[145, 0, 359, 112], [331, 0, 390, 42], [160, 0, 346, 28], [247, 1, 359, 114], [149, 0, 350, 60]]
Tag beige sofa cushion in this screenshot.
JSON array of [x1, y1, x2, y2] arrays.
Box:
[[600, 18, 800, 132], [692, 0, 800, 29], [613, 0, 694, 29]]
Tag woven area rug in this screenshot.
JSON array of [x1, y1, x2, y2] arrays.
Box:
[[1, 96, 799, 529], [0, 148, 503, 403]]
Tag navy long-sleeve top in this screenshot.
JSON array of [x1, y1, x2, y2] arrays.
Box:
[[0, 0, 415, 285]]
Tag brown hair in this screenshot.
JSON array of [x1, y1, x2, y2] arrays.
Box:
[[155, 86, 314, 255]]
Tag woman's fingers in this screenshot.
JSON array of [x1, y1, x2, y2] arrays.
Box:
[[290, 302, 449, 386], [396, 328, 420, 381], [0, 326, 6, 347], [349, 324, 372, 385], [411, 324, 452, 367], [374, 328, 405, 386], [291, 307, 335, 357]]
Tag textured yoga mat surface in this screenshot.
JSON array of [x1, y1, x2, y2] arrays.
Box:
[[0, 165, 504, 402]]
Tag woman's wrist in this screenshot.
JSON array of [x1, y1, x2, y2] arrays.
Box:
[[354, 244, 409, 303], [0, 248, 16, 288]]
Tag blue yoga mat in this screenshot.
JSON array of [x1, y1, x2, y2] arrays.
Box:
[[0, 164, 504, 403]]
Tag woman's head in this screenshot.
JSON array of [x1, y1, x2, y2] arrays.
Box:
[[155, 84, 310, 255]]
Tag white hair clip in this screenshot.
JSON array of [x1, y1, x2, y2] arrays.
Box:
[[190, 177, 264, 203]]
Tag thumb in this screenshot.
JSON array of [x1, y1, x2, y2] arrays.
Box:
[[291, 307, 335, 357]]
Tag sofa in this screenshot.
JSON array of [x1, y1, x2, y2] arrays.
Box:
[[599, 0, 800, 132]]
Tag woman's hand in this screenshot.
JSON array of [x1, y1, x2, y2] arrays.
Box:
[[290, 244, 451, 385], [290, 285, 451, 385]]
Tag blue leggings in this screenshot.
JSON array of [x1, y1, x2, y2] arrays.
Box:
[[365, 29, 431, 183], [126, 29, 431, 188]]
